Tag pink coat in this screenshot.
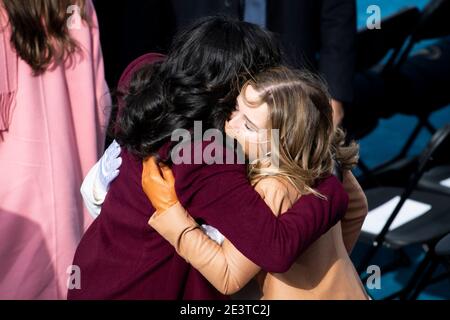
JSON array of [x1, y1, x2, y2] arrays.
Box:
[[0, 1, 110, 299]]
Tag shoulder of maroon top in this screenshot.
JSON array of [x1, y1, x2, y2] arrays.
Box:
[[314, 175, 350, 224], [168, 138, 246, 171]]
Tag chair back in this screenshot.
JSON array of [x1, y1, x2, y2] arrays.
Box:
[[356, 7, 420, 71], [389, 0, 450, 69]]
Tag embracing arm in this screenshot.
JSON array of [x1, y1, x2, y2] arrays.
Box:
[[171, 154, 347, 273], [145, 164, 294, 294], [149, 204, 259, 295], [145, 140, 348, 273]]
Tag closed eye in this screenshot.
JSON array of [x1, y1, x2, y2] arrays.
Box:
[[244, 115, 259, 131]]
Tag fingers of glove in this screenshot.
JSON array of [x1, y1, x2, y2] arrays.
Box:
[[142, 157, 179, 213], [158, 163, 178, 206], [106, 170, 120, 186], [103, 160, 112, 174], [109, 140, 122, 158], [106, 142, 114, 153], [103, 143, 114, 161], [106, 139, 120, 153], [111, 157, 122, 172], [142, 157, 164, 187], [103, 140, 121, 164], [159, 163, 175, 186]]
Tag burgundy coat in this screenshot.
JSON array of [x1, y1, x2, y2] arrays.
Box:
[[68, 142, 348, 299]]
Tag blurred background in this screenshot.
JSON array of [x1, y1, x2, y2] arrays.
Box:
[[351, 0, 450, 300]]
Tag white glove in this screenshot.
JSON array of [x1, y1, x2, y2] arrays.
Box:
[[200, 224, 225, 245], [81, 140, 123, 219], [94, 140, 122, 200]]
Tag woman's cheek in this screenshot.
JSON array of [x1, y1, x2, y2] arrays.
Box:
[[225, 122, 266, 158], [225, 123, 246, 154], [242, 133, 265, 160]]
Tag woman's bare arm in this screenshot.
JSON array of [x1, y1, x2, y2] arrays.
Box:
[[340, 171, 368, 253]]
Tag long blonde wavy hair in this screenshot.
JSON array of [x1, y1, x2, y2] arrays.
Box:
[[244, 67, 359, 198]]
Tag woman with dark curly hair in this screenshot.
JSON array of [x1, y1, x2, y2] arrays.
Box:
[[69, 16, 349, 300], [143, 67, 369, 300]]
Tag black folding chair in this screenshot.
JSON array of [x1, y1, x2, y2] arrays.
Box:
[[351, 7, 421, 184], [348, 7, 421, 151], [383, 0, 450, 73], [418, 165, 450, 196], [357, 125, 450, 299], [379, 0, 450, 159], [406, 232, 450, 299], [436, 233, 450, 258], [354, 0, 450, 187], [356, 7, 421, 72]]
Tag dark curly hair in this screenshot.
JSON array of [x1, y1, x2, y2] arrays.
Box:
[[115, 16, 282, 159]]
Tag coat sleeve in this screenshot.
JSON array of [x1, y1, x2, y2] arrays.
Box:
[[340, 170, 368, 253], [171, 142, 349, 273], [147, 178, 294, 295], [149, 202, 260, 295]]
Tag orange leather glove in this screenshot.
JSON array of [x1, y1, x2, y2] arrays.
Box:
[[142, 156, 179, 215]]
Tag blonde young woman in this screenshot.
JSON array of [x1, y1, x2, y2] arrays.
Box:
[[142, 67, 369, 300]]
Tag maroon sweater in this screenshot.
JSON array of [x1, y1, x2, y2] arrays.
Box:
[[68, 143, 348, 300]]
